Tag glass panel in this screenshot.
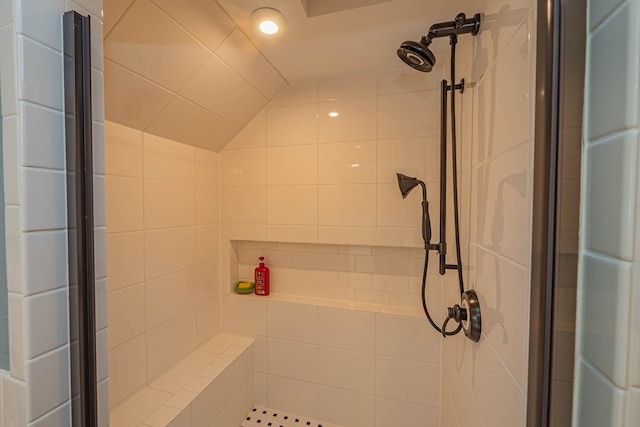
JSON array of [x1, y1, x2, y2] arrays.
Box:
[[549, 0, 586, 425]]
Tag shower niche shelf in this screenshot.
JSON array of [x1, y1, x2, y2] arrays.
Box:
[[228, 239, 441, 318]]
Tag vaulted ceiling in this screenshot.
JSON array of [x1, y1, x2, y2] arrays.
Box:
[[104, 0, 469, 152]]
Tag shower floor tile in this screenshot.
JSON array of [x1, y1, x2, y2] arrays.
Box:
[[242, 406, 342, 427]]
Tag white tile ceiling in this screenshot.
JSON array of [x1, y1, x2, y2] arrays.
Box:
[[104, 0, 287, 152], [104, 0, 472, 152]]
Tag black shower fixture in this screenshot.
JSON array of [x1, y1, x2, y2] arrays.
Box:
[[396, 12, 482, 343], [397, 13, 481, 72], [396, 173, 421, 199]]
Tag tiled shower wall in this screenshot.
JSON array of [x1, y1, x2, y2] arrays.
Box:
[[104, 121, 221, 409], [574, 0, 640, 425], [0, 0, 108, 425], [218, 61, 476, 424], [222, 296, 441, 427], [441, 2, 535, 427], [219, 63, 465, 248]]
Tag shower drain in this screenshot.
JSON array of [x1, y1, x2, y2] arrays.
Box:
[[242, 406, 343, 427]]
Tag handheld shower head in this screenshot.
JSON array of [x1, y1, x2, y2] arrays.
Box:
[[397, 36, 435, 72], [396, 173, 422, 198], [396, 173, 431, 244]]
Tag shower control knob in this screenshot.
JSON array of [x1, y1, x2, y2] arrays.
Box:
[[441, 290, 482, 341], [460, 290, 481, 342]]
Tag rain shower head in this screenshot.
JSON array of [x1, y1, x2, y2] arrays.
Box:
[[396, 173, 422, 199], [397, 13, 481, 72], [397, 37, 435, 72]]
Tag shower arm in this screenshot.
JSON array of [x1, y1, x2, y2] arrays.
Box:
[[426, 13, 481, 41]]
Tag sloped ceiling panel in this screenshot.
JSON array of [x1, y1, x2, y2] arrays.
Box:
[[103, 0, 287, 152]]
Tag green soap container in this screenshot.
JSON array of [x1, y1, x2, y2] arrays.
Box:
[[235, 281, 255, 294]]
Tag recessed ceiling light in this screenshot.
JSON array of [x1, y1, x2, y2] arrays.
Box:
[[328, 111, 339, 117], [252, 8, 285, 35]]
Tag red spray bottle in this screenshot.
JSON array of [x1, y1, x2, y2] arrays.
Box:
[[254, 256, 270, 296]]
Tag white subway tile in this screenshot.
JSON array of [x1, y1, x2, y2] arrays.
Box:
[[575, 359, 625, 427], [473, 342, 525, 426], [196, 185, 219, 225], [378, 67, 445, 94], [106, 231, 144, 291], [587, 2, 639, 139], [319, 97, 377, 143], [318, 184, 376, 227], [320, 72, 377, 101], [28, 401, 71, 427], [318, 385, 374, 427], [267, 375, 318, 419], [108, 335, 147, 408], [105, 175, 143, 232], [221, 295, 267, 336], [146, 269, 196, 329], [195, 148, 219, 186], [23, 230, 67, 295], [24, 288, 68, 358], [20, 102, 64, 169], [266, 145, 318, 186], [318, 307, 374, 353], [197, 296, 220, 344], [110, 386, 171, 426], [375, 397, 439, 427], [376, 312, 440, 364], [267, 338, 318, 382], [146, 310, 197, 379], [21, 168, 65, 231], [474, 247, 529, 387], [267, 186, 318, 226], [220, 186, 266, 225], [584, 132, 637, 260], [267, 300, 318, 344], [26, 345, 70, 421], [220, 148, 266, 187], [475, 22, 531, 163], [375, 355, 439, 407], [105, 120, 143, 177], [143, 133, 195, 183], [319, 141, 376, 184], [18, 36, 62, 110], [266, 104, 318, 146], [144, 181, 196, 229], [107, 283, 145, 349], [579, 254, 631, 387], [318, 346, 374, 394], [378, 91, 439, 139], [145, 227, 196, 279]]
